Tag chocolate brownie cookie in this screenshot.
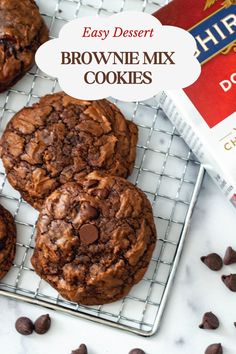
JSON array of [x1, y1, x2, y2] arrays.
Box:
[[31, 172, 156, 305], [0, 204, 16, 279], [0, 0, 48, 92], [0, 93, 138, 210]]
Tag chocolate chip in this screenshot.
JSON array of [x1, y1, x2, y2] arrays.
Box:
[[223, 246, 236, 265], [79, 224, 99, 245], [15, 317, 34, 335], [222, 274, 236, 291], [201, 253, 223, 271], [199, 312, 219, 329], [34, 314, 51, 334], [71, 344, 88, 354], [129, 349, 145, 354], [205, 343, 223, 354], [234, 322, 236, 327], [80, 202, 99, 220]]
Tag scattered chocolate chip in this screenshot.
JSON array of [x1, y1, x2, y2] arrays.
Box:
[[205, 343, 223, 354], [15, 317, 34, 335], [71, 344, 88, 354], [79, 224, 99, 245], [223, 246, 236, 265], [80, 202, 99, 220], [222, 274, 236, 291], [34, 314, 51, 334], [129, 349, 145, 354], [201, 253, 223, 271], [234, 322, 236, 327], [199, 312, 219, 329], [58, 9, 62, 13]]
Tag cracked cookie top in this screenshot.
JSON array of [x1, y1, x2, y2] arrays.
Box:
[[31, 172, 156, 305], [0, 92, 138, 210], [0, 204, 16, 279], [0, 0, 48, 92]]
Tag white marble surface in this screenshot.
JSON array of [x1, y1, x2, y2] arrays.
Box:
[[1, 173, 236, 354]]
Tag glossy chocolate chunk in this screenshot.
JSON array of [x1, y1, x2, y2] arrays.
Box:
[[201, 253, 223, 271], [199, 312, 219, 330], [222, 274, 236, 291], [205, 343, 223, 354], [79, 224, 99, 245], [223, 247, 236, 265]]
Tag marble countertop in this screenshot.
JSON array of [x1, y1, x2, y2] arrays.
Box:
[[2, 173, 236, 354]]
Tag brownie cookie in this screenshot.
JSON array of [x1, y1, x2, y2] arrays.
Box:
[[31, 172, 156, 305], [0, 204, 16, 279], [0, 93, 138, 210], [0, 0, 48, 92]]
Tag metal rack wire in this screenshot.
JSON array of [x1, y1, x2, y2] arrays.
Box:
[[0, 0, 204, 337]]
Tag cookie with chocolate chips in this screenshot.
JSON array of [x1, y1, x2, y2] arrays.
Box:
[[0, 92, 138, 210], [31, 172, 156, 305], [0, 204, 16, 279], [0, 0, 48, 92]]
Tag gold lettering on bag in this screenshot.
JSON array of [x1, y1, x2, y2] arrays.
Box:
[[204, 0, 236, 10]]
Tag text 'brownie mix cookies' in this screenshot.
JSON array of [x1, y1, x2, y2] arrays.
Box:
[[31, 173, 156, 305], [0, 204, 16, 279], [0, 0, 49, 92], [0, 92, 138, 210]]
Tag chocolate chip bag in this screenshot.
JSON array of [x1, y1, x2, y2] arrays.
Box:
[[154, 0, 236, 207]]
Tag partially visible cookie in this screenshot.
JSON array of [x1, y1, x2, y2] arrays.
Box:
[[31, 172, 156, 305], [0, 204, 16, 279], [0, 0, 49, 92], [0, 93, 138, 210]]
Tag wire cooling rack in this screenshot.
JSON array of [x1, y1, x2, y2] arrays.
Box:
[[0, 0, 204, 337]]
